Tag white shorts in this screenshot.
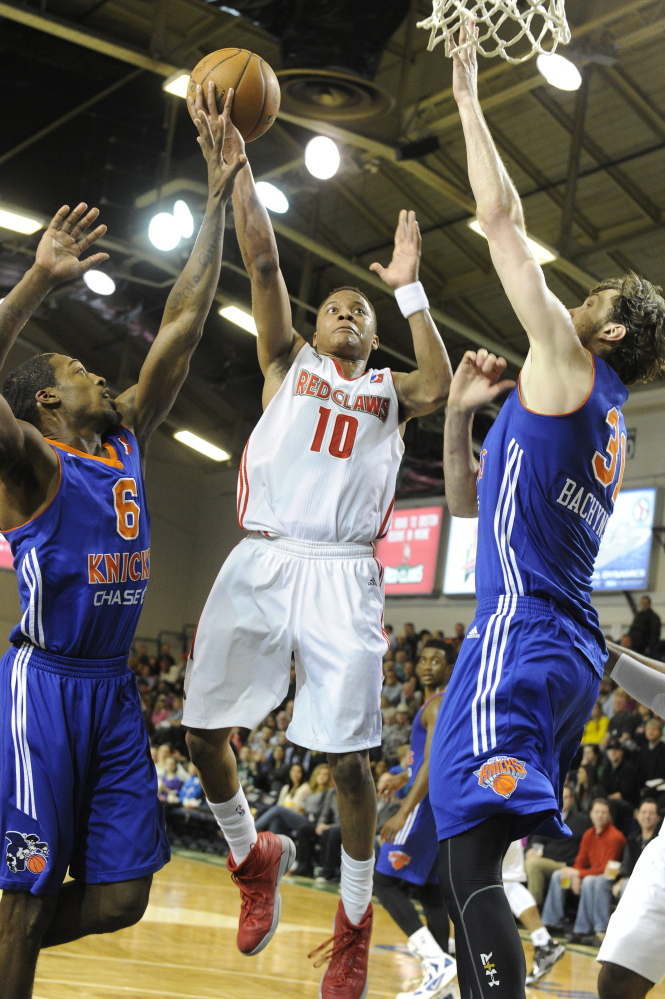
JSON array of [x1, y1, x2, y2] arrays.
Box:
[[183, 533, 388, 753], [597, 833, 665, 985], [503, 879, 536, 920]]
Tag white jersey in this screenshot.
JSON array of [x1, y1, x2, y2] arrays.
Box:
[[238, 343, 404, 544]]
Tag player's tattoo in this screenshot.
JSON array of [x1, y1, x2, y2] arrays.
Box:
[[164, 212, 223, 315]]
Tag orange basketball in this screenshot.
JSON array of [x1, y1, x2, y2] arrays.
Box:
[[26, 853, 47, 874], [492, 774, 517, 796], [189, 48, 280, 142]]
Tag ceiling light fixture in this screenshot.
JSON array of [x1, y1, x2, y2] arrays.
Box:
[[162, 70, 191, 99], [173, 199, 194, 238], [219, 305, 258, 336], [536, 52, 583, 92], [0, 208, 43, 235], [148, 212, 181, 252], [467, 219, 558, 265], [83, 270, 116, 296], [305, 136, 340, 180], [174, 430, 230, 461], [255, 181, 289, 214]]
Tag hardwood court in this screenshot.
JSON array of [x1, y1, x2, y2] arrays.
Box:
[[28, 853, 665, 999]]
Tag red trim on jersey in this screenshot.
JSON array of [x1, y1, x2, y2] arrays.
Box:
[[49, 439, 124, 468], [329, 356, 367, 381], [372, 554, 391, 649], [375, 496, 395, 540], [238, 442, 250, 529]]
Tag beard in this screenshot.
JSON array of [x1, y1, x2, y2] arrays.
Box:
[[97, 401, 122, 435], [576, 314, 607, 349]]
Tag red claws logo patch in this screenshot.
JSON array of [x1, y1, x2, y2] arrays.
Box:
[[474, 756, 527, 799], [388, 850, 411, 870]]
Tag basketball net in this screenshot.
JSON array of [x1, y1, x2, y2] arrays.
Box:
[[417, 0, 571, 65]]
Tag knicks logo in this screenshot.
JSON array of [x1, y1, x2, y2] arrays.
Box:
[[474, 756, 527, 799], [5, 831, 49, 874], [388, 850, 411, 871]]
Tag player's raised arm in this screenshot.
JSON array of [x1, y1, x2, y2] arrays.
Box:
[[371, 210, 452, 421], [0, 204, 108, 477], [444, 349, 514, 517], [451, 22, 592, 408], [190, 84, 304, 399], [117, 90, 246, 447]]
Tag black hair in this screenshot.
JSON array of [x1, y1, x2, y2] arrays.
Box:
[[423, 638, 448, 652], [3, 354, 57, 428], [318, 286, 376, 325]]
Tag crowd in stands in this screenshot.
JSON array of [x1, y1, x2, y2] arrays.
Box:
[[131, 597, 664, 944]]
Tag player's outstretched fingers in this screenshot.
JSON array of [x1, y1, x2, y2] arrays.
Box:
[[47, 205, 71, 231], [194, 110, 214, 150], [71, 206, 100, 243], [480, 352, 498, 375], [76, 223, 108, 253], [79, 251, 110, 273], [207, 79, 221, 121], [60, 203, 88, 234]]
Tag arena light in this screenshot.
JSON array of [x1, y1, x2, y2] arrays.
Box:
[[305, 136, 340, 180], [174, 199, 194, 238], [162, 70, 190, 99], [255, 181, 289, 214], [148, 212, 181, 252], [174, 430, 230, 462], [467, 219, 558, 266], [219, 305, 258, 336], [536, 52, 582, 92], [83, 270, 116, 296], [0, 209, 43, 235]]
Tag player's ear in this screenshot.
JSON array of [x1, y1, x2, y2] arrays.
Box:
[[371, 334, 380, 352], [599, 322, 627, 345], [35, 387, 61, 409]]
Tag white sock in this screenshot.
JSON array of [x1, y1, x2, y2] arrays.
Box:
[[410, 925, 447, 961], [530, 926, 551, 948], [340, 848, 374, 925], [207, 786, 257, 865], [448, 936, 456, 956]]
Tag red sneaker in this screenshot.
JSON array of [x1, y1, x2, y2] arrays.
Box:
[[309, 900, 373, 999], [227, 831, 296, 956]]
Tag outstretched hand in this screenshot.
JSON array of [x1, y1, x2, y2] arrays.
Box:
[[370, 209, 421, 290], [34, 204, 108, 285], [189, 83, 247, 202], [448, 348, 515, 415], [451, 17, 479, 105]]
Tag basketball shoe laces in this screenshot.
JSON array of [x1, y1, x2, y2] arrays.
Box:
[[308, 923, 366, 982], [231, 852, 281, 921]]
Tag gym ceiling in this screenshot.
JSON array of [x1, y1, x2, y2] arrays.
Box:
[[0, 0, 664, 491]]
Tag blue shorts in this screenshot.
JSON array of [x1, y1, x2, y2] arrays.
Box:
[[0, 643, 170, 895], [376, 795, 439, 885], [430, 596, 599, 842]]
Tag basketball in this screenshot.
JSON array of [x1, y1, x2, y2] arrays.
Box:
[[26, 853, 47, 874], [188, 48, 280, 142], [492, 774, 517, 796]]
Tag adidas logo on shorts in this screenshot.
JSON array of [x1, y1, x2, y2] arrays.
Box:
[[467, 625, 480, 639]]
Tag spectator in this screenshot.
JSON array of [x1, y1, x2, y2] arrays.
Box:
[[151, 694, 170, 729], [433, 630, 445, 641], [637, 719, 665, 788], [573, 765, 604, 815], [393, 650, 409, 681], [385, 624, 398, 651], [403, 622, 418, 661], [382, 667, 403, 707], [236, 746, 259, 791], [628, 595, 661, 654], [137, 644, 150, 666], [600, 740, 641, 808], [284, 743, 312, 775], [598, 676, 617, 719], [526, 786, 592, 905], [605, 689, 640, 745], [249, 723, 277, 759], [611, 798, 661, 901], [452, 622, 466, 653], [401, 676, 423, 715], [179, 763, 203, 808], [580, 744, 603, 784], [158, 757, 184, 803], [160, 642, 175, 666], [541, 798, 625, 941], [254, 763, 311, 837], [382, 704, 412, 763], [262, 744, 290, 792], [581, 702, 609, 745], [292, 765, 339, 877]]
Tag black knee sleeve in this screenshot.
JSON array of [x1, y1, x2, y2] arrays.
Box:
[[373, 871, 423, 938]]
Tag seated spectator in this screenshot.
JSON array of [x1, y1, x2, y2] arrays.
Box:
[[158, 655, 182, 686], [284, 743, 312, 775], [403, 622, 418, 661], [633, 703, 654, 745], [385, 623, 398, 651], [637, 718, 665, 788], [179, 763, 203, 808], [581, 702, 609, 745], [401, 676, 423, 715], [158, 756, 184, 803], [526, 785, 592, 906], [254, 763, 310, 837], [393, 649, 409, 680], [151, 694, 170, 729], [580, 744, 603, 784], [604, 689, 640, 746], [275, 710, 290, 733], [573, 765, 604, 815], [541, 798, 625, 943], [382, 667, 403, 707], [382, 704, 412, 763], [236, 745, 259, 791], [432, 630, 445, 641], [260, 743, 290, 793], [599, 676, 617, 719], [160, 642, 175, 667], [292, 765, 339, 877], [249, 723, 277, 759], [452, 622, 466, 653], [611, 798, 661, 901], [600, 739, 641, 808]]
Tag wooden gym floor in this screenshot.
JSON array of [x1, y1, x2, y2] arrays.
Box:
[[26, 852, 665, 999]]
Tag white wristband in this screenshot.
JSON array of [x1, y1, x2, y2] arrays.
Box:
[[611, 652, 665, 717], [394, 281, 429, 319]]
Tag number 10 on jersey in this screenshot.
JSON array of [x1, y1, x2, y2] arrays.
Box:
[[310, 407, 358, 459]]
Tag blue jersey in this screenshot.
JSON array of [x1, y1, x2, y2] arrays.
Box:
[[4, 428, 150, 659], [476, 356, 628, 675], [410, 691, 444, 778]]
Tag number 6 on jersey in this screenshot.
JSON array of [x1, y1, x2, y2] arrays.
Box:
[[113, 478, 141, 540]]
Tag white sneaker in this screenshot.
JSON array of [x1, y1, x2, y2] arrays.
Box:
[[396, 954, 457, 999]]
